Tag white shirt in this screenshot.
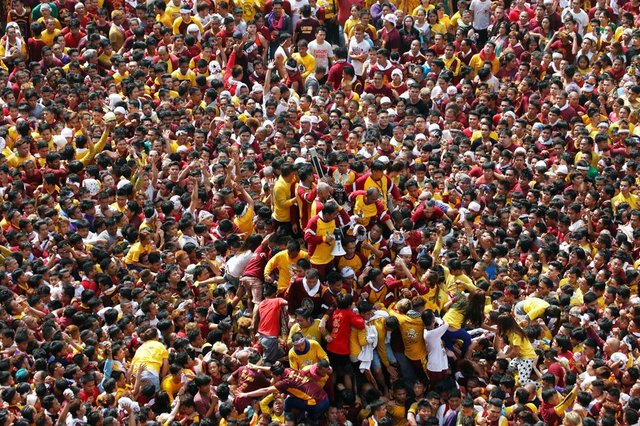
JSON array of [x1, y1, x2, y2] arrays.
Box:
[[226, 250, 255, 278], [562, 8, 589, 35], [469, 0, 492, 30], [348, 37, 371, 76], [423, 318, 449, 372], [308, 40, 335, 70]]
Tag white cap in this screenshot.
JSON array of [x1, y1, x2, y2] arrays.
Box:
[[503, 111, 516, 120], [103, 112, 116, 123], [380, 96, 392, 105], [384, 13, 397, 25], [398, 246, 412, 256], [415, 133, 427, 141], [114, 106, 127, 115], [252, 83, 263, 93], [535, 160, 547, 169], [341, 267, 355, 278], [61, 128, 73, 138], [391, 68, 403, 78], [378, 155, 390, 164], [556, 165, 569, 175], [468, 201, 481, 212], [446, 86, 458, 96], [429, 123, 440, 133], [198, 210, 214, 222]]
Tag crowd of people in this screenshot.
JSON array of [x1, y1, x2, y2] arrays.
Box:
[[0, 0, 639, 425]]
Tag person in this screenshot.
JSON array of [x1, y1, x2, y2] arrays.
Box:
[[254, 283, 288, 363], [495, 313, 538, 385], [236, 362, 329, 423]]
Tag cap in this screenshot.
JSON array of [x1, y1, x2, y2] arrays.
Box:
[[398, 246, 412, 256], [383, 13, 397, 25], [212, 341, 229, 355], [233, 31, 243, 39], [114, 106, 127, 115], [380, 96, 392, 105], [198, 210, 214, 222], [252, 83, 263, 93], [415, 133, 427, 141], [341, 267, 355, 278], [428, 123, 440, 133], [468, 201, 481, 212], [103, 112, 116, 123], [61, 128, 73, 138], [391, 68, 403, 78], [556, 165, 569, 175], [378, 155, 390, 164]]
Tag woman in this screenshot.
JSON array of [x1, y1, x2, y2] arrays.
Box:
[[224, 234, 263, 289], [490, 21, 510, 56], [413, 7, 430, 46], [441, 290, 485, 358], [399, 15, 420, 53], [422, 309, 449, 387], [495, 313, 538, 385]]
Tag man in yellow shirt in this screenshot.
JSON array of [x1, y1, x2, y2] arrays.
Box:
[[7, 139, 35, 168], [272, 162, 299, 234], [264, 239, 308, 293], [292, 40, 316, 82], [287, 307, 323, 346], [171, 57, 197, 86], [612, 176, 639, 213], [469, 41, 499, 75], [288, 333, 328, 371]]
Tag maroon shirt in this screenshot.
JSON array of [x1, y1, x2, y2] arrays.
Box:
[[274, 368, 328, 403], [232, 366, 271, 411], [241, 244, 271, 279]]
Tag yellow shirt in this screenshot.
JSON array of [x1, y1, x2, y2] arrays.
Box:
[[131, 340, 169, 375], [508, 331, 537, 359], [156, 12, 174, 28], [389, 311, 425, 361], [287, 319, 322, 346], [272, 175, 296, 222], [172, 16, 204, 35], [443, 306, 465, 329], [40, 28, 61, 46], [264, 249, 308, 293], [124, 241, 152, 265], [161, 375, 183, 402], [7, 152, 34, 168], [171, 68, 197, 86], [234, 206, 255, 238], [288, 340, 328, 371], [469, 53, 499, 75], [521, 297, 550, 321], [291, 52, 316, 81], [612, 192, 639, 213]]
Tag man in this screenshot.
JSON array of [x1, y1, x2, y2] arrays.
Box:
[[308, 26, 334, 71], [264, 239, 308, 294], [469, 0, 492, 46], [272, 162, 299, 234], [236, 363, 329, 422], [351, 160, 402, 209], [254, 283, 288, 363], [304, 202, 341, 278], [288, 332, 328, 371]]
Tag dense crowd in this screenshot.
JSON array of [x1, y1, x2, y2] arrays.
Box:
[[0, 0, 639, 425]]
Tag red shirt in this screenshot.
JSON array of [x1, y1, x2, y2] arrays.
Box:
[[326, 308, 365, 355], [257, 297, 287, 337], [241, 245, 270, 279], [274, 368, 328, 403]]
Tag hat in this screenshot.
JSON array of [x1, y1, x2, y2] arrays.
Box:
[[61, 128, 73, 138], [103, 112, 116, 123], [398, 246, 412, 256], [212, 341, 229, 355], [378, 155, 390, 164], [468, 201, 481, 212], [415, 133, 427, 141], [391, 68, 403, 78], [428, 123, 440, 133], [252, 83, 263, 93], [15, 369, 28, 382], [552, 52, 563, 59], [341, 267, 355, 278], [180, 7, 191, 14], [383, 13, 397, 25], [503, 111, 516, 120], [114, 106, 127, 115], [233, 31, 243, 39], [198, 210, 214, 222], [185, 264, 197, 275], [556, 165, 568, 175], [446, 86, 458, 96], [582, 83, 595, 93], [380, 96, 392, 105]]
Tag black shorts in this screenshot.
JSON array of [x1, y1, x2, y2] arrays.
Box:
[[328, 351, 353, 376]]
